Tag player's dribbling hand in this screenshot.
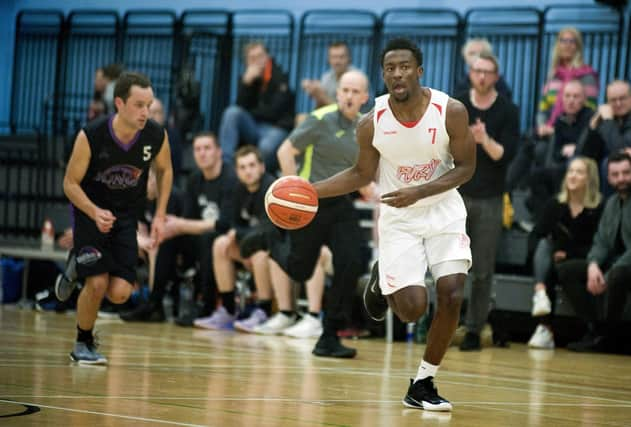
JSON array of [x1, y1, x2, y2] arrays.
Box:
[[380, 188, 421, 208], [94, 208, 116, 233]]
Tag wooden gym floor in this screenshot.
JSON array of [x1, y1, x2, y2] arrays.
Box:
[[1, 306, 630, 426]]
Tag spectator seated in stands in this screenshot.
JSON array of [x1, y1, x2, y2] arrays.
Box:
[[87, 66, 109, 122], [160, 132, 238, 325], [536, 27, 599, 139], [149, 98, 183, 179], [218, 41, 295, 173], [527, 157, 603, 349], [579, 80, 631, 193], [526, 80, 594, 219], [454, 37, 512, 100], [192, 146, 276, 331], [101, 63, 125, 115], [556, 152, 631, 353], [301, 41, 356, 109]]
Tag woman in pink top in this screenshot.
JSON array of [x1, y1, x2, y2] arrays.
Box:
[[537, 27, 599, 138]]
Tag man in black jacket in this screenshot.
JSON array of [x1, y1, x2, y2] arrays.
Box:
[[527, 80, 594, 219], [218, 41, 295, 173], [455, 52, 519, 351]]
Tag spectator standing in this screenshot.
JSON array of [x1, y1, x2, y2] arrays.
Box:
[[455, 52, 519, 351]]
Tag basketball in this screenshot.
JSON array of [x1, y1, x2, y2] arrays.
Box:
[[265, 176, 319, 230]]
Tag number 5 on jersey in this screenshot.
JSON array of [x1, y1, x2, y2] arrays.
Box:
[[143, 146, 152, 161]]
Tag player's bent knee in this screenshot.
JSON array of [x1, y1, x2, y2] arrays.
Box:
[[445, 288, 464, 309], [396, 304, 426, 323], [437, 283, 464, 309], [107, 287, 132, 304], [391, 293, 427, 323], [106, 280, 133, 304], [213, 236, 231, 254]]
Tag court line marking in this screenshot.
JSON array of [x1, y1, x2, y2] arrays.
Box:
[[1, 360, 630, 406], [457, 402, 630, 427], [2, 398, 626, 427], [2, 396, 631, 407], [3, 320, 631, 408], [0, 399, 206, 427], [5, 327, 631, 379]]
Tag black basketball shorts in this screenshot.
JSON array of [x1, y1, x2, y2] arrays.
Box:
[[72, 209, 138, 285]]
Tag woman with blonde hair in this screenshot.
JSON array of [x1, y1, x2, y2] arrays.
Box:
[[537, 27, 599, 137], [528, 156, 603, 349]]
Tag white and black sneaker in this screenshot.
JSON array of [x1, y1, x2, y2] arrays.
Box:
[[55, 251, 78, 302], [403, 377, 453, 412], [362, 261, 388, 321]]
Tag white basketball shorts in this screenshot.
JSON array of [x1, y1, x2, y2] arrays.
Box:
[[377, 189, 472, 295]]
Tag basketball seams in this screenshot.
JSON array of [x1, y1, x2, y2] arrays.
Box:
[[266, 193, 318, 213]]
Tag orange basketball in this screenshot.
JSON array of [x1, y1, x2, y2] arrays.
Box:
[[265, 176, 319, 230]]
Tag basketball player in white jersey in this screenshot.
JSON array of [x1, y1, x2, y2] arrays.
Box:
[[313, 38, 475, 411]]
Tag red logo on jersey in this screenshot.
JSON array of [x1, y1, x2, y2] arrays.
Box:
[[396, 159, 441, 183], [383, 130, 398, 135]]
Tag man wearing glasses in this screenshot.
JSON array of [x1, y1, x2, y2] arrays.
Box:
[[580, 80, 631, 194], [584, 80, 631, 159], [454, 52, 520, 351]]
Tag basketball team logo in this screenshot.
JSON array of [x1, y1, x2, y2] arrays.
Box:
[[396, 159, 441, 183], [76, 246, 102, 266], [94, 165, 143, 190]]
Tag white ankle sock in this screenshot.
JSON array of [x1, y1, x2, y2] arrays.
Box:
[[415, 359, 439, 382]]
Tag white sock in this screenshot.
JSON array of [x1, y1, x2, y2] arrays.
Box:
[[415, 360, 439, 382]]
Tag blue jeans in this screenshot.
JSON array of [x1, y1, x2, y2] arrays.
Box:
[[218, 105, 288, 172], [533, 238, 553, 284]]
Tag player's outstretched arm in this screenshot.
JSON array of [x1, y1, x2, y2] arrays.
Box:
[[313, 110, 380, 198]]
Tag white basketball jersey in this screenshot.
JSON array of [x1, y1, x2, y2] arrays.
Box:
[[372, 88, 456, 208]]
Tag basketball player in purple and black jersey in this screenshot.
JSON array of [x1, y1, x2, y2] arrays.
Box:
[[313, 38, 476, 411], [57, 72, 173, 364]]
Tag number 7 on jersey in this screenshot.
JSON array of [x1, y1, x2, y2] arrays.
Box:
[[428, 127, 437, 145]]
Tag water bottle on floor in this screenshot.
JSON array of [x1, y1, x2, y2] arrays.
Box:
[[177, 268, 196, 322], [406, 322, 415, 343]]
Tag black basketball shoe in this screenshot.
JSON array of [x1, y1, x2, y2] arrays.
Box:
[[120, 301, 166, 322], [312, 335, 357, 358], [403, 377, 453, 412], [362, 261, 388, 321]]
